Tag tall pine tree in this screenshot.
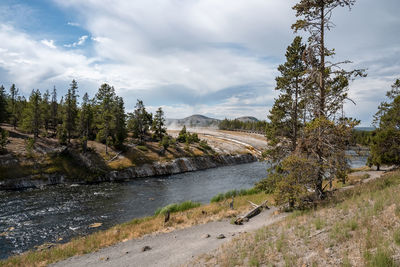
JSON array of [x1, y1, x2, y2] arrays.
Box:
[[95, 83, 116, 154], [63, 80, 79, 143], [22, 89, 42, 138], [152, 107, 166, 140]]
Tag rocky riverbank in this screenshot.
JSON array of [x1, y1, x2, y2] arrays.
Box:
[[0, 153, 258, 190]]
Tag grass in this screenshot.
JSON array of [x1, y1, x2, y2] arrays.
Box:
[[154, 201, 201, 215], [0, 192, 269, 267], [194, 170, 400, 266], [210, 188, 261, 203]]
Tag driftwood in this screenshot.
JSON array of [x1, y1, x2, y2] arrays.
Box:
[[107, 152, 122, 162], [235, 200, 270, 225]]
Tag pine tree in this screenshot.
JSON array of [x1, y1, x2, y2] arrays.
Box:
[[95, 83, 116, 154], [42, 89, 51, 135], [63, 80, 79, 143], [0, 85, 8, 124], [128, 99, 152, 142], [79, 93, 94, 152], [113, 96, 127, 148], [368, 79, 400, 170], [289, 0, 364, 198], [8, 84, 18, 129], [50, 86, 58, 133], [152, 107, 166, 140], [266, 36, 306, 162], [22, 89, 42, 138]]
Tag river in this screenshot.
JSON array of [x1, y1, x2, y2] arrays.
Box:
[[0, 153, 367, 260], [0, 161, 268, 259]]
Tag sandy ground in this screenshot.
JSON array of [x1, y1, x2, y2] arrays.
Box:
[[168, 128, 268, 156], [51, 208, 286, 267]]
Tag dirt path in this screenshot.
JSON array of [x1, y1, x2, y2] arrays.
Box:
[[51, 208, 285, 267]]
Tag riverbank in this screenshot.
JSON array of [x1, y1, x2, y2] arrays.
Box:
[[0, 124, 263, 190], [0, 192, 273, 267], [0, 153, 257, 190]]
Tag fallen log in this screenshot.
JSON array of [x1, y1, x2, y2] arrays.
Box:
[[235, 200, 270, 225]]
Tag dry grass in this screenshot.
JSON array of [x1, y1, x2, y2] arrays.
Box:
[[0, 192, 273, 267], [192, 171, 400, 267]]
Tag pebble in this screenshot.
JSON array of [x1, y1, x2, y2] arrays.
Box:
[[203, 234, 211, 238], [141, 246, 151, 252], [216, 234, 225, 239]]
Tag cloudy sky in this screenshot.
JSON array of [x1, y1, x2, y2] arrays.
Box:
[[0, 0, 399, 125]]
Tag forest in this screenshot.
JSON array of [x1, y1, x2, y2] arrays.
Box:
[[0, 81, 171, 154]]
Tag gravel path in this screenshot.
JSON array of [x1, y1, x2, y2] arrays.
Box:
[[51, 208, 285, 267]]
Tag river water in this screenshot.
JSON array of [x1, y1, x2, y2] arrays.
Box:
[[0, 161, 268, 259], [0, 153, 367, 259]]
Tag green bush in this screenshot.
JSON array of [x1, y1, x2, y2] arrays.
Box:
[[0, 128, 8, 152], [210, 188, 260, 203], [136, 145, 148, 152], [154, 201, 201, 215], [160, 135, 170, 150]]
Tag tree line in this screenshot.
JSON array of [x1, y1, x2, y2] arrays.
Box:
[[0, 81, 167, 154], [218, 119, 267, 133]]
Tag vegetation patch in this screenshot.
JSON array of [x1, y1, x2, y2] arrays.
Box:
[[210, 188, 261, 203]]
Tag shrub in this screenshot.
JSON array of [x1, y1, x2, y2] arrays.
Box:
[[0, 128, 8, 152], [210, 188, 260, 203], [160, 135, 170, 150], [136, 145, 148, 152], [25, 137, 35, 156], [154, 201, 201, 215]]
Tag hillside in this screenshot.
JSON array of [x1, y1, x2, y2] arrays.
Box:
[[166, 114, 220, 128], [191, 169, 400, 266], [235, 116, 259, 123]]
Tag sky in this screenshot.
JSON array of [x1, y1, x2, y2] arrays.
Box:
[[0, 0, 399, 125]]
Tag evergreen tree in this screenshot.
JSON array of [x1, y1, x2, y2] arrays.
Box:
[[50, 86, 58, 133], [266, 36, 306, 162], [42, 89, 51, 135], [63, 80, 79, 143], [152, 107, 166, 140], [290, 0, 364, 198], [0, 85, 8, 124], [128, 99, 152, 142], [8, 84, 18, 129], [113, 96, 127, 148], [22, 89, 42, 138], [368, 79, 400, 170], [79, 93, 94, 152], [95, 83, 116, 154]]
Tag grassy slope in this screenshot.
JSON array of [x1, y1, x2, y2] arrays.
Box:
[[0, 124, 215, 181], [0, 193, 273, 267], [193, 171, 400, 267]]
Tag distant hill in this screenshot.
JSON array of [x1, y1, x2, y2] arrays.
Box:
[[166, 114, 220, 128], [235, 116, 259, 123]]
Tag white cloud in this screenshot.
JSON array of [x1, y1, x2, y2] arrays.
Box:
[[67, 21, 80, 27], [41, 39, 56, 49], [64, 35, 88, 48], [0, 0, 398, 125]]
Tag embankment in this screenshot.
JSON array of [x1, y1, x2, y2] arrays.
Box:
[[0, 153, 257, 190]]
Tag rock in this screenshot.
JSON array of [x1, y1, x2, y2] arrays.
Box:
[[203, 234, 211, 238], [216, 234, 225, 239], [141, 246, 151, 252]]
